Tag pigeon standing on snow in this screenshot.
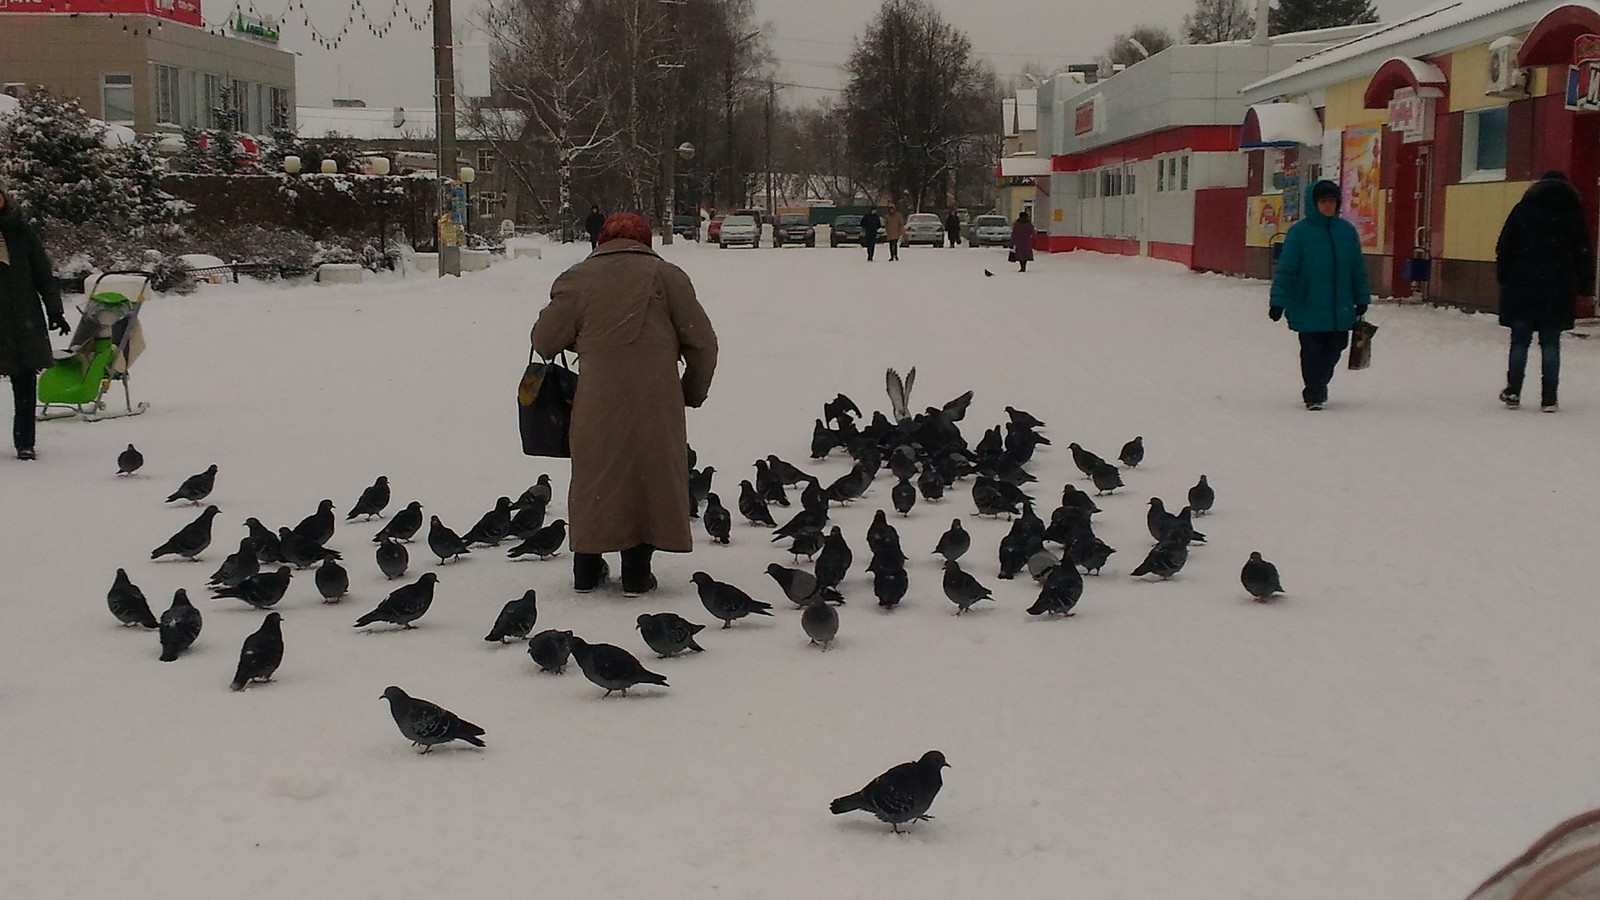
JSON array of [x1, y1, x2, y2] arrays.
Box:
[[507, 498, 548, 539], [380, 686, 485, 753], [244, 517, 286, 564], [376, 538, 409, 580], [314, 558, 349, 603], [688, 466, 716, 518], [292, 499, 337, 547], [702, 493, 732, 545], [568, 636, 669, 696], [1089, 462, 1124, 496], [461, 497, 514, 546], [230, 612, 284, 690], [157, 589, 202, 661], [211, 566, 293, 609], [766, 455, 813, 487], [353, 572, 439, 629], [1131, 540, 1189, 580], [374, 501, 424, 543], [786, 528, 824, 562], [636, 612, 706, 657], [942, 560, 993, 615], [867, 509, 906, 561], [801, 597, 840, 650], [506, 519, 567, 560], [813, 526, 853, 592], [869, 555, 909, 610], [691, 572, 774, 628], [278, 527, 342, 569], [933, 519, 971, 562], [208, 538, 260, 588], [151, 505, 220, 561], [766, 563, 843, 607], [983, 269, 994, 277], [1241, 552, 1284, 602], [1027, 562, 1083, 617], [347, 476, 391, 520], [513, 474, 553, 510], [116, 444, 143, 476], [107, 568, 158, 628], [1006, 406, 1046, 430], [737, 480, 777, 527], [165, 464, 217, 504], [917, 465, 945, 502], [830, 750, 949, 833], [426, 516, 472, 564], [891, 475, 917, 516], [1118, 436, 1144, 468], [754, 459, 790, 508], [1068, 443, 1104, 479], [1188, 475, 1215, 516], [527, 629, 574, 673], [484, 590, 539, 642]]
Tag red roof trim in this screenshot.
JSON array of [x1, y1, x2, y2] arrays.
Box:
[[1363, 57, 1448, 109], [1518, 4, 1600, 66]]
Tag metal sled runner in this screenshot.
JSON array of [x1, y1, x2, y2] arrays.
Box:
[[36, 270, 151, 422]]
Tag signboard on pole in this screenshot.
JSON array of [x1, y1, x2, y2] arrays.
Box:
[[1570, 34, 1600, 111], [448, 182, 468, 227], [1386, 86, 1437, 142]]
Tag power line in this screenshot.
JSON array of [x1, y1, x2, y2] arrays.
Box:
[[770, 33, 1076, 60]]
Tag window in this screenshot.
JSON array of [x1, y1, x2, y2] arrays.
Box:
[[1262, 148, 1288, 195], [153, 65, 178, 125], [269, 88, 290, 130], [476, 148, 497, 173], [1156, 158, 1166, 192], [232, 80, 250, 130], [1123, 162, 1136, 195], [1180, 154, 1190, 191], [203, 73, 223, 127], [1080, 171, 1097, 199], [1462, 106, 1508, 181], [475, 191, 503, 217], [101, 73, 134, 125]]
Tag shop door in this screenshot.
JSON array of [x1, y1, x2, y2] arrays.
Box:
[[1389, 141, 1433, 299], [1573, 113, 1600, 310]]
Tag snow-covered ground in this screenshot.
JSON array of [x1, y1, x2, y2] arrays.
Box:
[[4, 237, 1598, 899]]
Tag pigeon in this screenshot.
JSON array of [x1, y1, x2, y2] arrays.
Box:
[[230, 612, 284, 690], [885, 446, 918, 482], [1171, 506, 1207, 544], [1069, 536, 1116, 575], [871, 559, 909, 610], [278, 527, 342, 569], [866, 509, 906, 561], [891, 475, 917, 516], [636, 612, 706, 657], [825, 465, 870, 505], [771, 506, 827, 544], [933, 519, 971, 562], [107, 568, 158, 628], [754, 459, 790, 507], [512, 474, 553, 510], [811, 419, 840, 459], [686, 444, 697, 470], [374, 501, 424, 543], [211, 566, 293, 609], [691, 572, 774, 628], [115, 444, 143, 476], [1188, 475, 1214, 516], [1005, 406, 1045, 430], [484, 590, 538, 642], [1131, 539, 1189, 580], [568, 636, 669, 696], [813, 526, 853, 591], [688, 465, 716, 518], [786, 529, 825, 562], [972, 477, 1022, 518], [1026, 549, 1062, 583], [886, 367, 916, 421], [380, 686, 485, 752], [1118, 436, 1144, 468], [799, 477, 827, 514], [830, 750, 949, 833], [801, 598, 840, 650], [766, 455, 813, 487], [1068, 443, 1104, 479], [165, 464, 217, 505], [917, 465, 945, 502], [157, 589, 202, 661], [244, 517, 286, 564], [353, 572, 439, 629], [314, 558, 349, 603], [823, 393, 862, 428], [208, 537, 260, 588], [292, 499, 336, 547], [942, 560, 993, 615], [1089, 462, 1124, 496], [461, 496, 514, 546], [983, 269, 994, 277], [1240, 552, 1284, 602], [1060, 483, 1100, 515], [940, 390, 974, 422], [997, 529, 1034, 580], [702, 492, 731, 545], [508, 499, 548, 539], [1027, 562, 1083, 617], [766, 563, 843, 607], [506, 519, 567, 560], [737, 479, 778, 527], [376, 538, 409, 580], [1147, 498, 1206, 544], [347, 476, 391, 520], [527, 629, 574, 673], [151, 505, 220, 561], [426, 516, 472, 564]]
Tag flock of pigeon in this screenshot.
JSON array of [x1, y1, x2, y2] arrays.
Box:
[[99, 365, 1286, 833]]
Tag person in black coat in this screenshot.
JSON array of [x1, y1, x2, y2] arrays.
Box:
[[860, 206, 882, 261], [1494, 171, 1596, 411], [0, 188, 70, 460], [944, 209, 962, 249], [584, 205, 606, 250]]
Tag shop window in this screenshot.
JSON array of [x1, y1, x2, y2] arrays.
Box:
[[1180, 154, 1191, 191], [101, 73, 134, 125], [1124, 162, 1136, 195], [1156, 158, 1166, 192], [1080, 171, 1097, 199], [203, 74, 223, 128], [270, 88, 290, 130], [153, 65, 179, 126], [1262, 148, 1289, 195], [1461, 106, 1508, 181]]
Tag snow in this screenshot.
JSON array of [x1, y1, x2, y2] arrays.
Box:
[[4, 241, 1599, 898]]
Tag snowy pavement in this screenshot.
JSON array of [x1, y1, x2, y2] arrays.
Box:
[[3, 238, 1598, 899]]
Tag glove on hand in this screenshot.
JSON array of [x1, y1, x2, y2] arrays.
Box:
[[1268, 306, 1284, 322], [49, 315, 71, 336]]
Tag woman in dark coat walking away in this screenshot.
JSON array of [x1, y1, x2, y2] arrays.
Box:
[[860, 206, 882, 261], [1010, 211, 1035, 272], [1494, 171, 1595, 412], [0, 188, 70, 460], [532, 213, 719, 596], [583, 205, 606, 249], [1269, 180, 1371, 410], [945, 209, 962, 248]]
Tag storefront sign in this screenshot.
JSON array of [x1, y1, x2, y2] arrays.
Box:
[[231, 10, 280, 43], [1074, 96, 1101, 136], [0, 0, 202, 26], [1340, 125, 1382, 249], [1386, 87, 1436, 142], [1569, 34, 1600, 111]]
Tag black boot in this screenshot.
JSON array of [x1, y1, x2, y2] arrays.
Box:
[[573, 553, 609, 593], [620, 544, 657, 597]]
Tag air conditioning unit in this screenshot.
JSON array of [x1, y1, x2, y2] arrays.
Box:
[[1487, 36, 1529, 96]]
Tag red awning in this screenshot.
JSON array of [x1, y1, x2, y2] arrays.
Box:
[[1518, 2, 1600, 66], [1363, 57, 1448, 109]]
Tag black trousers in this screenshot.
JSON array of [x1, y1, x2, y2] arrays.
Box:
[[573, 544, 654, 591], [864, 239, 876, 261], [9, 371, 37, 451], [1298, 331, 1349, 405]]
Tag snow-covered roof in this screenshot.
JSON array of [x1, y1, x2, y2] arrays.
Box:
[[295, 106, 524, 142], [1241, 102, 1325, 147], [1244, 0, 1574, 99], [999, 155, 1052, 177]]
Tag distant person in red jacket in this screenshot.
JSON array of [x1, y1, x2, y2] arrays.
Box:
[[1010, 211, 1035, 272]]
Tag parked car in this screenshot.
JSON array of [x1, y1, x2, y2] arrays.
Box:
[[732, 208, 768, 246], [830, 214, 879, 247], [719, 214, 759, 248], [707, 215, 725, 244], [902, 212, 945, 247], [774, 214, 816, 248], [672, 215, 700, 241], [969, 214, 1012, 247]]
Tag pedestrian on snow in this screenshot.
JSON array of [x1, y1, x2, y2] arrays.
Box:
[[1268, 179, 1371, 410], [584, 205, 606, 249], [0, 187, 69, 461], [1494, 170, 1595, 412], [532, 213, 719, 597], [860, 206, 882, 261], [945, 209, 962, 248], [1010, 210, 1035, 273], [884, 205, 906, 261]]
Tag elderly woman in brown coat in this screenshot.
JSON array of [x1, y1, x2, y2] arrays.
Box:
[[1, 187, 70, 460], [532, 212, 718, 596]]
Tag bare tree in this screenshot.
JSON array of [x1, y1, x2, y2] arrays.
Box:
[[1103, 25, 1175, 68], [1183, 0, 1255, 44]]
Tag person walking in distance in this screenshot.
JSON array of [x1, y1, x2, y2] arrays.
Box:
[[1010, 210, 1035, 273], [1493, 171, 1595, 412], [584, 205, 605, 250], [0, 186, 71, 460], [860, 206, 882, 262], [1268, 180, 1371, 410], [884, 204, 905, 261], [945, 209, 962, 249]]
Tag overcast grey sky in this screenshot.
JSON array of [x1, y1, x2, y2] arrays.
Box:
[[215, 0, 1441, 110]]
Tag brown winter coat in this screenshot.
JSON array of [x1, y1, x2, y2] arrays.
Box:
[[884, 209, 906, 241], [0, 192, 65, 377], [531, 239, 718, 554]]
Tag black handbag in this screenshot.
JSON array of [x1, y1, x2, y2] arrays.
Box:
[[1348, 318, 1378, 371], [518, 349, 578, 457], [1007, 250, 1017, 263]]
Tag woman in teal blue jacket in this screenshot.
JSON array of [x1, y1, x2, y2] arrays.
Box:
[[1269, 180, 1371, 409]]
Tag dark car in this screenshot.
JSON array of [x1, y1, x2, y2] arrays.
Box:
[[672, 215, 700, 241], [774, 214, 816, 248], [830, 215, 864, 247]]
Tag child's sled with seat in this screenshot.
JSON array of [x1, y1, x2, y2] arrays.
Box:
[[36, 270, 150, 422]]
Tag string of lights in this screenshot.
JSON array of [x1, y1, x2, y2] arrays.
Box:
[[215, 0, 432, 51]]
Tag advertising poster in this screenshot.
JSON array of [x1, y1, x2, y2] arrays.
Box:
[[1245, 195, 1284, 248], [1340, 125, 1381, 248]]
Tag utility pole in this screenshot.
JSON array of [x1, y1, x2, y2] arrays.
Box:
[[659, 0, 685, 245], [433, 0, 460, 276], [764, 79, 774, 216]]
